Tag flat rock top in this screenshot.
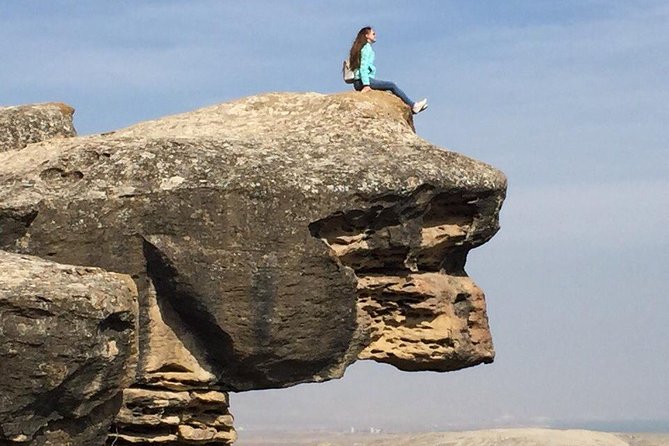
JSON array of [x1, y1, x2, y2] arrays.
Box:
[[112, 91, 505, 191], [0, 92, 505, 210], [114, 92, 417, 144]]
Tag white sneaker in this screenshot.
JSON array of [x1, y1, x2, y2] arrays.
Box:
[[412, 98, 428, 114]]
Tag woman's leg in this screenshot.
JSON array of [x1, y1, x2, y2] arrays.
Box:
[[368, 78, 414, 107], [353, 80, 363, 91]]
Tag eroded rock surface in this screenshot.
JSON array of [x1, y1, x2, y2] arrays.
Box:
[[0, 92, 506, 444], [111, 388, 235, 445], [0, 251, 137, 445], [0, 103, 76, 152], [309, 184, 500, 371]]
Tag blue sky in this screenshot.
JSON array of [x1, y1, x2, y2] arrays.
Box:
[[3, 0, 668, 434]]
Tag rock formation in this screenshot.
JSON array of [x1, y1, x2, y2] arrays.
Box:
[[0, 91, 506, 445], [0, 103, 76, 153], [0, 251, 137, 445]]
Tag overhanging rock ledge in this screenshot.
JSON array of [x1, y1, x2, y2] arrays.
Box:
[[0, 91, 506, 445]]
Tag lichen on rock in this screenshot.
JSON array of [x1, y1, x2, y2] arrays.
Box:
[[0, 103, 76, 153]]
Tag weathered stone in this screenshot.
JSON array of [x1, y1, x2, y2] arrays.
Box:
[[356, 273, 492, 370], [310, 184, 500, 371], [110, 388, 236, 445], [108, 282, 235, 445], [0, 251, 138, 445], [0, 103, 76, 152], [0, 91, 505, 444]]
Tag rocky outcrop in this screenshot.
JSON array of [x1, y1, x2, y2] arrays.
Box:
[[0, 91, 506, 445], [0, 103, 76, 152], [0, 251, 137, 445]]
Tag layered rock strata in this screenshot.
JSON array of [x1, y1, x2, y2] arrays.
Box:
[[106, 282, 236, 445], [309, 185, 499, 371], [0, 251, 138, 445], [110, 388, 235, 445], [0, 103, 76, 152], [0, 91, 506, 444]]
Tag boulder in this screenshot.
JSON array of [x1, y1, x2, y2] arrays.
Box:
[[0, 91, 506, 444], [0, 251, 138, 445], [0, 103, 76, 152]]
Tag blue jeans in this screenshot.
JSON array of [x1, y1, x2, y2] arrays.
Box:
[[354, 78, 414, 107]]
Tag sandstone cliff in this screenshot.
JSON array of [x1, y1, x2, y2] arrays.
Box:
[[0, 91, 506, 445]]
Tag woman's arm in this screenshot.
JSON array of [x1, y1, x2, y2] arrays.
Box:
[[359, 44, 373, 87]]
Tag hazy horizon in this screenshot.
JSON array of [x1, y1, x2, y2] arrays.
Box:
[[3, 0, 668, 438]]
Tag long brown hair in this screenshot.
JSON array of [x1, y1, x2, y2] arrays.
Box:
[[349, 26, 372, 71]]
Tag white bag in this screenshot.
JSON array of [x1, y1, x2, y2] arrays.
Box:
[[342, 59, 355, 84]]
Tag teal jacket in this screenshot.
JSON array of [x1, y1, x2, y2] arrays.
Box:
[[354, 42, 376, 86]]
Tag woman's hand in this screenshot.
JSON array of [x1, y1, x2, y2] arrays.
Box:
[[361, 86, 372, 93]]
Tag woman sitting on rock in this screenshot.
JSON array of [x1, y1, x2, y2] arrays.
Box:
[[349, 26, 428, 114]]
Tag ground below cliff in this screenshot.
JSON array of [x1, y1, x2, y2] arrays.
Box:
[[238, 429, 669, 446]]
